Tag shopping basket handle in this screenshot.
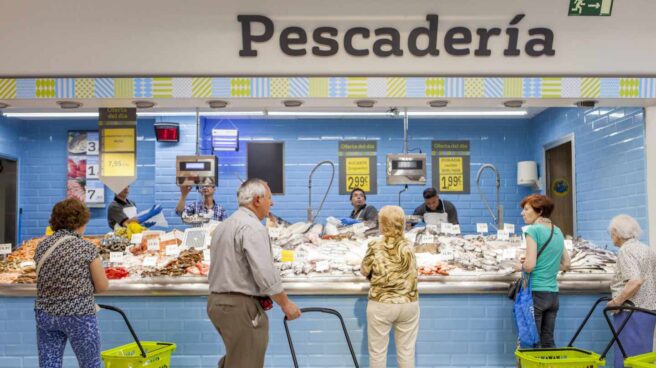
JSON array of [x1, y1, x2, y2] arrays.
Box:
[[97, 304, 147, 358], [567, 297, 616, 347], [599, 305, 656, 360], [284, 307, 359, 368]]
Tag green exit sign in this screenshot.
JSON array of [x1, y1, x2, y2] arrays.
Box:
[[569, 0, 613, 16]]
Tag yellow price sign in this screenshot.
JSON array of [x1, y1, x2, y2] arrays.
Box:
[[281, 250, 295, 263], [439, 157, 464, 191], [345, 157, 371, 191], [103, 128, 135, 152], [102, 153, 135, 177]]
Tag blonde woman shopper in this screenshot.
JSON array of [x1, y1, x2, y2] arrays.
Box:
[[361, 206, 419, 368]]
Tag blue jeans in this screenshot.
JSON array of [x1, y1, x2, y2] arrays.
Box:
[[613, 311, 656, 368], [532, 291, 559, 348], [35, 309, 101, 368]]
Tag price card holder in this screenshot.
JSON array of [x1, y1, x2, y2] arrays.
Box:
[[203, 249, 211, 263], [497, 230, 510, 241], [452, 224, 461, 235], [0, 243, 12, 255], [143, 256, 158, 267], [147, 239, 161, 252], [281, 250, 295, 263], [441, 248, 455, 261], [476, 223, 488, 233], [504, 223, 515, 234], [160, 232, 175, 243], [440, 223, 451, 234], [109, 252, 124, 264], [268, 227, 281, 238], [421, 235, 435, 244], [426, 224, 438, 233], [166, 245, 180, 257], [130, 233, 143, 244], [315, 261, 330, 272]]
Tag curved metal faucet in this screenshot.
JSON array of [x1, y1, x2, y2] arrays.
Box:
[[475, 164, 504, 230], [308, 160, 335, 223]]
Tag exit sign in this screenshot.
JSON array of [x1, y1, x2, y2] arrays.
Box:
[[569, 0, 613, 16]]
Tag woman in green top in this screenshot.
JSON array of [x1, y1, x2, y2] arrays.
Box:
[[520, 194, 571, 348]]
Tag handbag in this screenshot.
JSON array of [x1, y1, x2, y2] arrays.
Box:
[[513, 272, 540, 347], [507, 225, 555, 300]]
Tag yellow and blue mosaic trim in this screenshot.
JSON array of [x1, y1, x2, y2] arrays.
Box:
[[0, 77, 654, 100]]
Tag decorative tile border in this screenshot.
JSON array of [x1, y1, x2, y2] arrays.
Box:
[[0, 77, 655, 100]]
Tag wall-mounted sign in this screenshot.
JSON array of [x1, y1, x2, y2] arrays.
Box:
[[569, 0, 613, 16], [338, 141, 377, 195], [67, 131, 104, 208], [432, 140, 470, 194], [99, 108, 137, 194]]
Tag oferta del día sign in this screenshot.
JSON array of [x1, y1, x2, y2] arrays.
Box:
[[238, 14, 555, 58]]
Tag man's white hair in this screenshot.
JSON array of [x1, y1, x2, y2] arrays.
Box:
[[608, 214, 642, 240], [237, 178, 268, 206]]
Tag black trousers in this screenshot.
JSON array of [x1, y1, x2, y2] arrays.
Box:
[[532, 291, 559, 348]]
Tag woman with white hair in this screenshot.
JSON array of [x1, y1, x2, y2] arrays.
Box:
[[361, 205, 419, 368], [607, 214, 656, 368]]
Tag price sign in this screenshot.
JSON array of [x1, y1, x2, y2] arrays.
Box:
[[564, 239, 574, 251], [315, 261, 330, 272], [441, 248, 455, 261], [203, 249, 211, 263], [438, 157, 464, 192], [86, 132, 99, 155], [165, 245, 179, 257], [85, 180, 105, 204], [102, 153, 136, 177], [501, 248, 517, 260], [476, 223, 489, 233], [143, 256, 158, 267], [109, 252, 124, 264], [147, 238, 161, 251], [452, 224, 461, 235], [421, 235, 435, 244], [440, 223, 451, 234], [345, 157, 371, 192], [281, 250, 295, 263], [504, 223, 516, 234], [426, 224, 438, 233], [130, 233, 143, 244], [497, 230, 510, 241], [0, 243, 12, 255]]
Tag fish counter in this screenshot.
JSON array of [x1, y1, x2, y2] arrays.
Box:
[[0, 220, 617, 296]]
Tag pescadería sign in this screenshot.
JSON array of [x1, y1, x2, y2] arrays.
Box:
[[238, 14, 555, 58]]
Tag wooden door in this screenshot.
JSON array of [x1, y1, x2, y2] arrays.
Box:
[[546, 142, 574, 237]]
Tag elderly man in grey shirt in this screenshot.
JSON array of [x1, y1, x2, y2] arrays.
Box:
[[207, 178, 301, 368]]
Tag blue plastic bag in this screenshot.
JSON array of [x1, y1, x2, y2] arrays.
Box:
[[513, 272, 540, 348]]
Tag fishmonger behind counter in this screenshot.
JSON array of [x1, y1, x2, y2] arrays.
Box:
[[346, 188, 378, 223], [412, 187, 459, 226], [107, 186, 163, 230]]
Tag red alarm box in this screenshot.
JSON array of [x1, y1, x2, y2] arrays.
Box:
[[154, 123, 180, 142]]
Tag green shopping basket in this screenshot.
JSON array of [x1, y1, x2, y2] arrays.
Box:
[[515, 297, 635, 368], [98, 304, 177, 368], [603, 305, 656, 368]]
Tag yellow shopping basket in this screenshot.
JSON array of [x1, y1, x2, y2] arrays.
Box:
[[604, 305, 656, 368], [516, 297, 634, 368], [98, 304, 177, 368]]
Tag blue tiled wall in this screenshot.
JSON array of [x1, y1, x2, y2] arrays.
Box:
[[530, 107, 647, 247], [10, 118, 157, 240], [0, 116, 20, 159], [0, 294, 614, 368]]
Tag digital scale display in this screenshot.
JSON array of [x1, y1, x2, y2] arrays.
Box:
[[392, 160, 423, 170], [179, 162, 210, 171]]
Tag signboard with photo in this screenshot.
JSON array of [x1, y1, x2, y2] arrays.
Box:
[[67, 131, 105, 208]]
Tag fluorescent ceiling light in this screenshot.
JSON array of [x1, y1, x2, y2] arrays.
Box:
[[138, 112, 196, 117], [268, 111, 393, 117], [407, 111, 528, 116], [3, 112, 100, 118], [200, 111, 265, 116]]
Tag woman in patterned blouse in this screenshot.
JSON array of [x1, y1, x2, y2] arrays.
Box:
[[607, 215, 656, 368], [34, 198, 109, 368], [361, 205, 419, 368]]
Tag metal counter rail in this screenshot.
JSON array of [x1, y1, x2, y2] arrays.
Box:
[[0, 273, 612, 297]]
